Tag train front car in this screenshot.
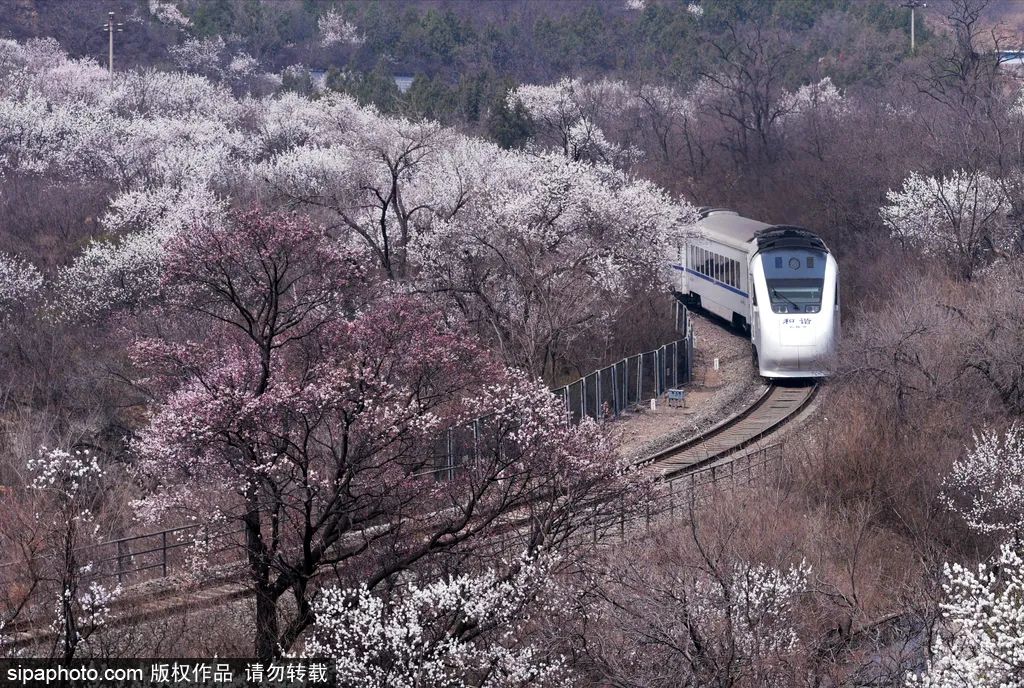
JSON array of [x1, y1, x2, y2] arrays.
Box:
[[749, 227, 839, 378]]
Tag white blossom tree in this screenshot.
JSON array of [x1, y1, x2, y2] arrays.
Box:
[[507, 78, 638, 165], [147, 0, 191, 29], [318, 10, 364, 47], [414, 152, 693, 379], [26, 447, 119, 661], [880, 170, 1012, 278], [943, 424, 1024, 538], [303, 560, 569, 687], [585, 549, 813, 687], [908, 543, 1024, 687], [0, 251, 42, 324], [780, 77, 848, 119]]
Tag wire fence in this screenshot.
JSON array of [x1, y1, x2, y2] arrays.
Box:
[[1, 443, 785, 647], [1, 304, 699, 637], [554, 301, 693, 424], [593, 443, 785, 542], [427, 304, 694, 479]]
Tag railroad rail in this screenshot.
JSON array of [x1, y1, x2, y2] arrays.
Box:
[[640, 382, 818, 479], [3, 378, 819, 651]]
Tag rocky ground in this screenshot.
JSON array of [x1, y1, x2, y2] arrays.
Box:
[[616, 310, 766, 462]]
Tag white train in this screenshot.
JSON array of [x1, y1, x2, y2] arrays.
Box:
[[668, 209, 839, 378]]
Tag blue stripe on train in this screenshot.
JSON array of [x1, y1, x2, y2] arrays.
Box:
[[670, 263, 749, 298]]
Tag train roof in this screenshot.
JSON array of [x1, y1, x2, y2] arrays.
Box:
[[694, 209, 829, 253], [695, 209, 770, 245]]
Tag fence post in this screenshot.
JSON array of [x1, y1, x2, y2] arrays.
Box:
[[612, 362, 620, 416], [580, 380, 585, 422], [654, 348, 660, 397], [161, 530, 168, 577], [637, 355, 642, 403]]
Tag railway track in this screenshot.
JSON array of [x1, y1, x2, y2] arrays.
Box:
[[7, 380, 819, 651], [640, 382, 818, 479]]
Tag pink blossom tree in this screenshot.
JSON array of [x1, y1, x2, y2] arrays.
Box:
[[132, 208, 637, 660]]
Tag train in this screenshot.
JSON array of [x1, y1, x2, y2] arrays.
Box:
[[668, 209, 840, 378]]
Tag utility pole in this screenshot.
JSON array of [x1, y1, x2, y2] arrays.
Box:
[[99, 11, 124, 79], [902, 0, 926, 54]]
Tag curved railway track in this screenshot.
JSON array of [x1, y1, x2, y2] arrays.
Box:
[[6, 379, 820, 650], [640, 382, 818, 479]]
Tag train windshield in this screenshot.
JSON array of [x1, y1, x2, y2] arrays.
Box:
[[760, 249, 827, 313]]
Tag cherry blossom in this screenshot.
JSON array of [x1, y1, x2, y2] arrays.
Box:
[[781, 77, 848, 119], [130, 208, 634, 660], [148, 0, 191, 29], [592, 555, 812, 687], [507, 78, 636, 163], [303, 559, 568, 687], [0, 251, 42, 323], [908, 543, 1024, 687], [170, 36, 226, 78], [318, 10, 364, 47], [52, 185, 226, 321], [880, 170, 1011, 278], [942, 424, 1024, 537], [414, 152, 694, 377], [26, 447, 116, 660]]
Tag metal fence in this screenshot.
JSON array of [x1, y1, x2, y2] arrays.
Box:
[[0, 304, 699, 636], [427, 304, 694, 478], [554, 301, 693, 424], [594, 443, 785, 542]]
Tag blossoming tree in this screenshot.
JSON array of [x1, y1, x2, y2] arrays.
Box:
[[909, 543, 1024, 687], [880, 170, 1012, 278], [24, 447, 118, 661], [304, 560, 568, 687], [132, 208, 637, 660], [416, 153, 693, 379], [943, 424, 1024, 538]]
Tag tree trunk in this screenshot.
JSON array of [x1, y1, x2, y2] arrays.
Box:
[[254, 584, 279, 662]]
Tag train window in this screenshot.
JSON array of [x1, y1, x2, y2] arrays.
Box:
[[761, 249, 827, 313]]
